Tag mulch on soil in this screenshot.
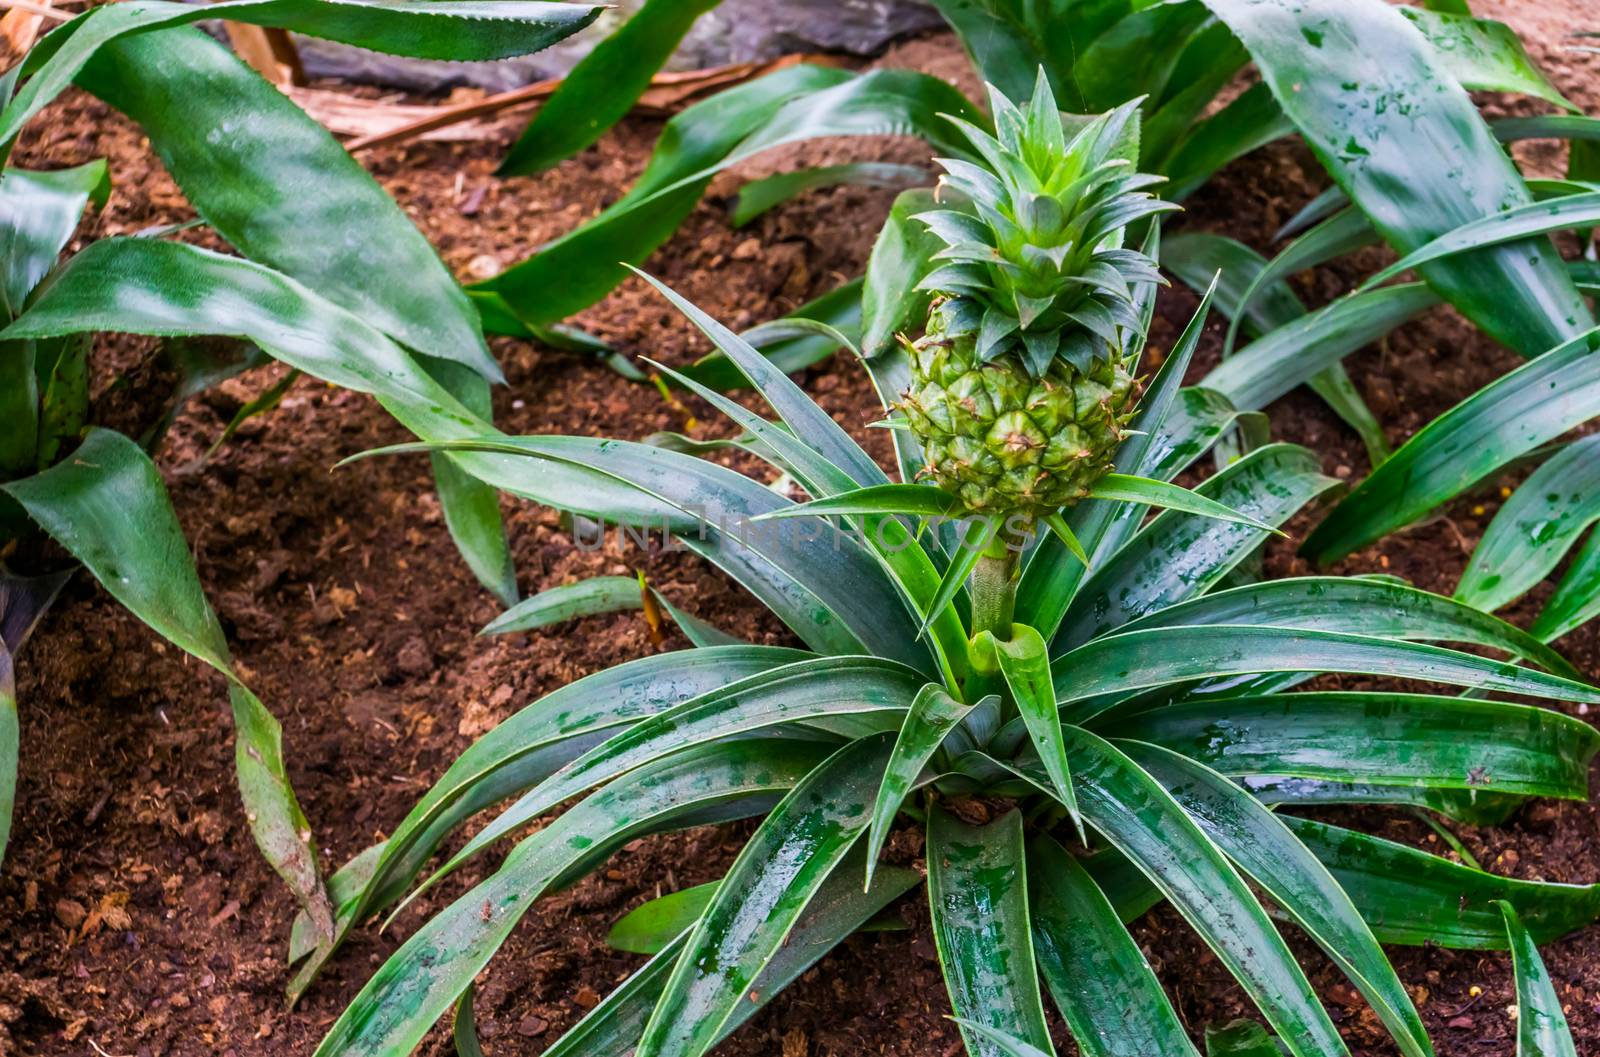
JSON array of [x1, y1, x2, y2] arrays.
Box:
[[4, 3, 1600, 1054]]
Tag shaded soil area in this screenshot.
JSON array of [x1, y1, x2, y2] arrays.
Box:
[[3, 2, 1600, 1055]]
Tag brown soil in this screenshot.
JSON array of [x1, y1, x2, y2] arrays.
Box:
[[3, 3, 1599, 1055]]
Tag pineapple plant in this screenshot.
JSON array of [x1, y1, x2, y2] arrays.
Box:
[[901, 75, 1169, 519]]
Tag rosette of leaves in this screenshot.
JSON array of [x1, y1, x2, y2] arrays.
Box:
[[282, 260, 1600, 1056]]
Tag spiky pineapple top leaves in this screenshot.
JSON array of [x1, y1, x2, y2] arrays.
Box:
[[915, 71, 1172, 377]]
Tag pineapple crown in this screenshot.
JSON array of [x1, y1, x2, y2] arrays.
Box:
[[915, 69, 1176, 378]]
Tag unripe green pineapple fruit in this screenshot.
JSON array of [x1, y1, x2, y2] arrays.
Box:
[[899, 71, 1172, 518], [901, 305, 1136, 515]]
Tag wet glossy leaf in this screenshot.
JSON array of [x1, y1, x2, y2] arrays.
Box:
[[865, 684, 973, 888], [1456, 434, 1600, 613], [927, 806, 1054, 1057], [74, 28, 504, 381], [1065, 728, 1345, 1057], [314, 738, 830, 1057], [1029, 834, 1198, 1057], [1162, 229, 1388, 465], [1531, 529, 1600, 643], [637, 735, 893, 1057], [1361, 192, 1600, 291], [1054, 445, 1341, 652], [287, 646, 806, 995], [1113, 577, 1582, 680], [1202, 284, 1441, 412], [1127, 742, 1435, 1057], [987, 625, 1079, 832], [1305, 326, 1600, 563], [547, 845, 918, 1056], [1088, 474, 1281, 534], [1054, 625, 1600, 726], [1198, 0, 1592, 356], [1117, 691, 1599, 800], [1289, 819, 1600, 949], [430, 657, 919, 888], [0, 161, 108, 320], [1498, 901, 1578, 1057]]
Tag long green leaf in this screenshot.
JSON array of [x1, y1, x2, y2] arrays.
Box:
[[1197, 0, 1592, 356], [1116, 691, 1599, 799], [1054, 445, 1341, 652], [481, 575, 641, 634], [1305, 326, 1600, 563], [428, 657, 919, 889], [1162, 229, 1389, 464], [1054, 625, 1600, 725], [1088, 473, 1281, 533], [636, 734, 892, 1057], [864, 684, 972, 888], [608, 882, 718, 955], [313, 737, 828, 1057], [927, 806, 1055, 1057], [1129, 743, 1431, 1057], [1202, 284, 1441, 412], [1532, 528, 1600, 643], [0, 161, 108, 320], [1, 429, 329, 934], [679, 277, 864, 390], [500, 0, 721, 174], [1361, 192, 1600, 291], [4, 0, 601, 160], [732, 162, 927, 227], [4, 241, 926, 660], [1399, 7, 1571, 109], [986, 625, 1079, 832], [1289, 819, 1600, 949], [1113, 576, 1581, 679], [546, 845, 919, 1057], [1029, 833, 1199, 1057], [0, 162, 107, 475], [756, 483, 958, 520], [74, 27, 504, 380], [1498, 901, 1579, 1057], [423, 360, 517, 604], [287, 645, 806, 996], [1065, 728, 1346, 1057], [645, 357, 965, 677], [1457, 434, 1600, 613]]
